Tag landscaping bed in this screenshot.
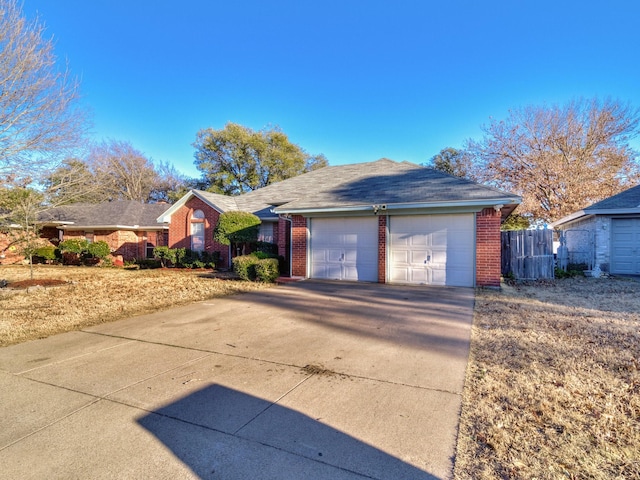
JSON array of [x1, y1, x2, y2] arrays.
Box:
[[455, 276, 640, 479]]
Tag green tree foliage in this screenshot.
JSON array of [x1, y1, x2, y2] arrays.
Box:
[[466, 97, 640, 223], [193, 123, 329, 195], [500, 214, 531, 231], [213, 211, 261, 247], [425, 147, 475, 179]]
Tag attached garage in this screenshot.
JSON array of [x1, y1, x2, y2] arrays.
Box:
[[611, 218, 640, 274], [389, 214, 475, 287], [309, 217, 379, 282]]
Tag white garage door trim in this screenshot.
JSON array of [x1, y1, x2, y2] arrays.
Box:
[[309, 217, 378, 282], [388, 214, 475, 287], [611, 217, 640, 274]]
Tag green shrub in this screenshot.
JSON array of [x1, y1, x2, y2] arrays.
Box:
[[232, 255, 257, 280], [201, 251, 220, 268], [136, 259, 162, 269], [153, 246, 174, 267], [232, 254, 280, 282], [87, 241, 111, 259], [34, 245, 57, 261], [174, 248, 187, 267], [59, 238, 89, 254], [214, 211, 261, 246], [254, 258, 279, 282], [254, 241, 278, 255], [253, 251, 275, 260]]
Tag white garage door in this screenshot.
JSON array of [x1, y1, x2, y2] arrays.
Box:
[[310, 217, 378, 282], [611, 218, 640, 274], [389, 214, 475, 287]]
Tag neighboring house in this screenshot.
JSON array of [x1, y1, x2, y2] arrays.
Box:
[[551, 185, 640, 275], [37, 201, 170, 261], [160, 159, 521, 287]]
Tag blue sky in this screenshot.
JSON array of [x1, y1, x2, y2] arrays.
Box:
[[23, 1, 640, 178]]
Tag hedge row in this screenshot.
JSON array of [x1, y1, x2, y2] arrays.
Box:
[[32, 240, 111, 265]]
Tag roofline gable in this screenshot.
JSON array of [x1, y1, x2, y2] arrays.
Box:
[[156, 190, 232, 223]]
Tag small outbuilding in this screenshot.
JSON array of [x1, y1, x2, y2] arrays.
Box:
[[551, 185, 640, 275]]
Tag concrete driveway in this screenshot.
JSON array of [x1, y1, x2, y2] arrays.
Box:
[[0, 280, 474, 479]]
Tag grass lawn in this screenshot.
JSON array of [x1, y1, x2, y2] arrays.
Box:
[[455, 277, 640, 479], [0, 265, 271, 347]]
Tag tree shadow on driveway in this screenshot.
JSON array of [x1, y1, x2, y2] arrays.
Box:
[[137, 384, 441, 480]]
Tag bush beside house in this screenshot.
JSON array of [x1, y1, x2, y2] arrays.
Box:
[[232, 253, 280, 282]]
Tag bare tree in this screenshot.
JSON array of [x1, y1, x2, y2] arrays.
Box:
[[467, 98, 640, 222], [0, 0, 87, 183], [89, 139, 160, 202]]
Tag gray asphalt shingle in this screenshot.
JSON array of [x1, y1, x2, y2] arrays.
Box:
[[585, 184, 640, 210], [40, 201, 169, 228]]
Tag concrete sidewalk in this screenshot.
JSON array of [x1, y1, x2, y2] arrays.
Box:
[[0, 281, 474, 479]]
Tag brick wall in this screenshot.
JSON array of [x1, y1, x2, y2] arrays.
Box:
[[378, 215, 387, 283], [167, 197, 229, 267], [476, 208, 502, 287], [291, 215, 307, 277]]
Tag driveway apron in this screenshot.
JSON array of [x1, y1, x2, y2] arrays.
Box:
[[0, 280, 475, 480]]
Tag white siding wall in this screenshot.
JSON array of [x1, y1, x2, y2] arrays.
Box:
[[594, 216, 611, 272]]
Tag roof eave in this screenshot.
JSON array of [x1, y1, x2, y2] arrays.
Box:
[[551, 207, 640, 228], [583, 207, 640, 215], [58, 224, 168, 231], [274, 198, 521, 216]]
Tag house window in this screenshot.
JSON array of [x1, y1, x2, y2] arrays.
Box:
[[191, 210, 205, 252], [85, 231, 94, 243], [258, 222, 274, 243], [145, 232, 155, 258]]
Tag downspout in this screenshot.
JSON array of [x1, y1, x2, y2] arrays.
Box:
[[282, 215, 293, 277]]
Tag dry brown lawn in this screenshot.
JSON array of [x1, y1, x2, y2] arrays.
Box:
[[455, 277, 640, 480], [0, 265, 271, 347]]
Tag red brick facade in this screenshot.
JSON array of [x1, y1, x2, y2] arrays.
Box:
[[475, 208, 502, 287], [291, 215, 307, 276], [284, 210, 503, 287], [167, 197, 230, 267], [378, 215, 387, 283], [61, 229, 167, 261]]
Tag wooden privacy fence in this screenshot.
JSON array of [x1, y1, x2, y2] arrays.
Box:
[[501, 229, 554, 280]]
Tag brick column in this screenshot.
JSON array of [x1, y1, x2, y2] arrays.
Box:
[[276, 217, 288, 258], [476, 208, 502, 287], [378, 215, 387, 283], [291, 215, 307, 277]]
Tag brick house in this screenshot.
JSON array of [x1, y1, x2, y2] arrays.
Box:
[[551, 184, 640, 275], [36, 201, 170, 262], [161, 159, 520, 287]]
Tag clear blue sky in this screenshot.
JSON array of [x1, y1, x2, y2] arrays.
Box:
[[23, 0, 640, 178]]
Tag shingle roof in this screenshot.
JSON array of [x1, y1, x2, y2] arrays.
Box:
[[194, 191, 239, 212], [39, 201, 169, 228], [235, 159, 519, 215], [584, 184, 640, 211]]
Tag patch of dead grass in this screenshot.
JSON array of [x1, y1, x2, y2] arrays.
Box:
[[455, 277, 640, 479], [0, 265, 271, 347]]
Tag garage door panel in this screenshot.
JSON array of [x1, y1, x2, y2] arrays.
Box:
[[389, 214, 474, 287], [310, 217, 378, 282], [611, 218, 640, 274]]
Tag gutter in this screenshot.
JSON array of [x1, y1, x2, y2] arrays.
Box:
[[273, 197, 521, 215], [56, 224, 168, 230]]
